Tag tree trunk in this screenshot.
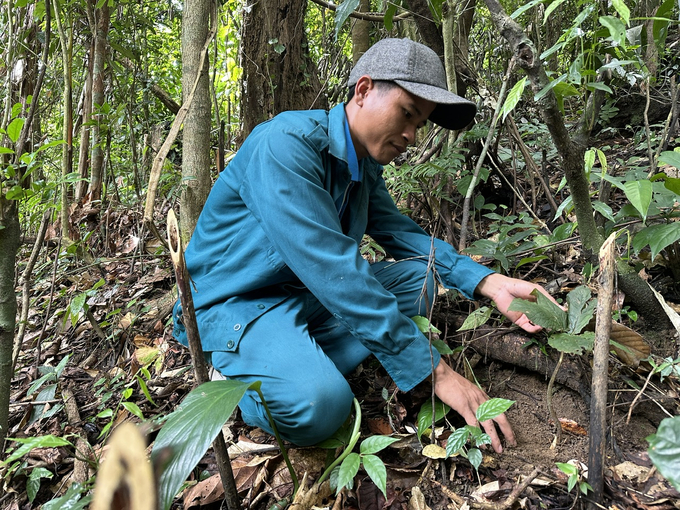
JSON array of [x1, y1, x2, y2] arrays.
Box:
[[76, 30, 94, 202], [404, 0, 444, 57], [87, 0, 109, 203], [351, 0, 370, 64], [240, 0, 326, 139], [52, 0, 74, 240], [179, 0, 213, 244], [0, 198, 20, 448]]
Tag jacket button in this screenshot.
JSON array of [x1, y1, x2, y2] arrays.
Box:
[[227, 340, 234, 349], [233, 324, 242, 331], [257, 304, 265, 309]]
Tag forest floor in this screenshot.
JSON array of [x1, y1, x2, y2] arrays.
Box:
[[4, 191, 680, 509]]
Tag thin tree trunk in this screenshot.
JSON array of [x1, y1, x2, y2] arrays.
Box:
[[76, 29, 94, 202], [351, 0, 370, 63], [179, 0, 213, 244], [0, 198, 20, 448], [53, 0, 74, 240], [87, 0, 109, 202]]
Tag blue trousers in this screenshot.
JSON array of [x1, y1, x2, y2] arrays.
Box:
[[211, 259, 435, 446]]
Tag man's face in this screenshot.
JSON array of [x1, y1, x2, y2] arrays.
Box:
[[350, 80, 436, 165]]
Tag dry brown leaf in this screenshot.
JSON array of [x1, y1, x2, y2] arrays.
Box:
[[586, 318, 650, 367], [182, 474, 223, 508]]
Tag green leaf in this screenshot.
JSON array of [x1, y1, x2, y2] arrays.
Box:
[[591, 200, 615, 221], [362, 454, 388, 497], [647, 416, 680, 490], [611, 0, 630, 25], [501, 77, 527, 121], [28, 467, 54, 503], [510, 0, 544, 19], [457, 306, 493, 331], [632, 223, 680, 260], [334, 0, 360, 39], [585, 82, 613, 93], [599, 15, 627, 47], [432, 338, 455, 355], [0, 146, 14, 154], [659, 150, 680, 169], [623, 180, 653, 222], [384, 1, 398, 31], [335, 452, 360, 493], [41, 483, 90, 510], [412, 315, 441, 334], [508, 289, 567, 331], [556, 462, 578, 476], [2, 435, 73, 466], [548, 332, 595, 355], [122, 401, 145, 420], [151, 380, 255, 510], [360, 435, 400, 455], [416, 399, 450, 440], [136, 374, 157, 406], [544, 0, 568, 22], [446, 427, 470, 457], [467, 448, 483, 470], [476, 398, 514, 422], [7, 117, 25, 143], [566, 286, 595, 335]]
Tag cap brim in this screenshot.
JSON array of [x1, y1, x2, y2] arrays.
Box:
[[395, 80, 477, 130]]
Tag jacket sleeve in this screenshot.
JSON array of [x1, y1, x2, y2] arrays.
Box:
[[366, 171, 494, 299], [238, 124, 438, 391]]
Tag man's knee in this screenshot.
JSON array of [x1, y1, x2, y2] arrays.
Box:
[[240, 379, 354, 446]]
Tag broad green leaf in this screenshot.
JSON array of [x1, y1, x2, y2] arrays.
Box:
[[592, 200, 615, 221], [556, 462, 578, 476], [662, 177, 680, 195], [42, 483, 90, 510], [335, 452, 360, 493], [623, 180, 653, 221], [0, 146, 14, 154], [362, 454, 388, 496], [544, 0, 568, 22], [611, 0, 630, 26], [412, 315, 441, 334], [516, 255, 549, 271], [501, 77, 527, 121], [632, 223, 680, 260], [508, 289, 567, 331], [7, 117, 25, 143], [151, 380, 255, 510], [29, 384, 56, 425], [584, 149, 596, 174], [457, 306, 493, 331], [647, 415, 680, 490], [535, 74, 566, 102], [334, 0, 360, 39], [136, 374, 157, 406], [432, 338, 455, 355], [2, 435, 73, 465], [446, 427, 470, 457], [416, 399, 450, 439], [566, 286, 595, 335], [69, 293, 87, 325], [467, 448, 483, 470], [548, 332, 595, 355], [599, 15, 627, 47], [585, 82, 613, 93], [122, 401, 145, 420], [360, 435, 399, 455], [567, 475, 578, 492], [384, 1, 398, 31], [35, 139, 65, 154], [28, 467, 54, 503], [658, 150, 680, 169], [476, 398, 514, 422], [510, 0, 544, 19]]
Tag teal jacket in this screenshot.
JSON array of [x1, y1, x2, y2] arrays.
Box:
[[173, 103, 493, 391]]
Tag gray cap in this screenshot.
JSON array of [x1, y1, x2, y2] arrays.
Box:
[[348, 38, 476, 130]]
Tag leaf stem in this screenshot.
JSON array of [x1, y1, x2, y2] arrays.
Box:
[[317, 398, 362, 485]]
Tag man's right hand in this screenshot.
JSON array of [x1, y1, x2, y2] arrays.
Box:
[[432, 360, 516, 454]]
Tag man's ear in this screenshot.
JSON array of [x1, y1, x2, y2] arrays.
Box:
[[353, 75, 373, 106]]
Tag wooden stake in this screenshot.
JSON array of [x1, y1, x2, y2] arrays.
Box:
[[166, 209, 240, 510]]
